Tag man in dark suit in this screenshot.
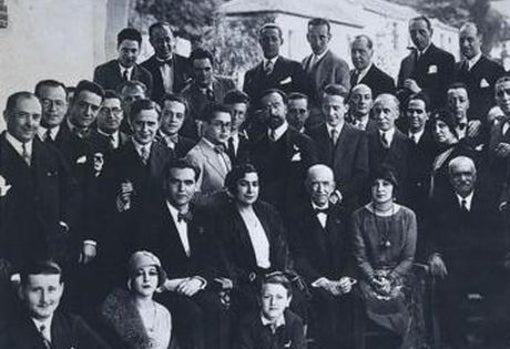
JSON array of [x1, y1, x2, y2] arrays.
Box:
[[454, 22, 505, 121], [397, 16, 455, 111], [156, 93, 196, 158], [88, 90, 129, 156], [34, 80, 69, 145], [93, 28, 153, 95], [0, 92, 80, 272], [243, 23, 308, 106], [368, 94, 410, 193], [103, 99, 174, 285], [427, 156, 505, 348], [287, 92, 311, 133], [401, 93, 435, 227], [223, 90, 251, 164], [141, 21, 191, 102], [138, 159, 228, 349], [0, 260, 109, 348], [249, 89, 318, 216], [307, 84, 368, 210], [181, 48, 236, 139], [350, 34, 396, 98], [290, 164, 355, 349], [347, 83, 378, 133], [302, 18, 350, 120]]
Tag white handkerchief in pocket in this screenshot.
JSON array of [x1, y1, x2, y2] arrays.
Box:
[[480, 78, 490, 88], [280, 76, 292, 85], [428, 65, 438, 74], [291, 152, 302, 162]]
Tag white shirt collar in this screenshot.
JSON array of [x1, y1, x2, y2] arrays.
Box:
[[326, 121, 344, 136], [313, 49, 329, 63], [408, 128, 425, 143], [456, 191, 474, 211], [38, 125, 60, 141], [268, 121, 288, 141], [131, 137, 151, 157], [32, 315, 53, 342], [356, 62, 373, 83], [5, 132, 33, 158], [467, 52, 482, 70], [379, 127, 395, 144], [119, 63, 134, 79], [260, 312, 286, 331], [311, 201, 329, 211], [264, 56, 279, 68], [418, 44, 431, 56], [98, 128, 119, 142]]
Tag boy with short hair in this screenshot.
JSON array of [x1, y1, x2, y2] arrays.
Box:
[[236, 273, 306, 349]]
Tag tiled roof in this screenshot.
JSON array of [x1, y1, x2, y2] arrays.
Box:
[[220, 0, 364, 27]]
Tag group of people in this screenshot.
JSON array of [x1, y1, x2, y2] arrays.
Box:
[[0, 12, 510, 349]]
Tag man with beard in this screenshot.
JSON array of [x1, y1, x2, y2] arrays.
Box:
[[249, 88, 317, 216]]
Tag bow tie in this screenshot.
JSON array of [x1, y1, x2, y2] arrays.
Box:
[[178, 211, 192, 223], [314, 207, 329, 215], [157, 58, 172, 67]]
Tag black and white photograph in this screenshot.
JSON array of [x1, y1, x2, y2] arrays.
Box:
[[1, 0, 510, 348]]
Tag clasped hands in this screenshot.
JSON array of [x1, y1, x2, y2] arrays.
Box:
[[160, 277, 205, 297], [313, 276, 356, 296]]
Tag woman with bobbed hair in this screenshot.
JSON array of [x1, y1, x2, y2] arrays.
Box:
[[100, 251, 176, 349], [214, 163, 305, 316], [352, 166, 417, 348]]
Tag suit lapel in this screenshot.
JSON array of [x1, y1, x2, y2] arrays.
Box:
[[233, 207, 259, 267], [200, 140, 229, 178], [163, 202, 191, 259], [333, 124, 350, 166]]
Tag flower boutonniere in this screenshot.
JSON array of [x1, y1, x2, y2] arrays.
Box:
[[291, 144, 302, 162], [0, 175, 12, 197]]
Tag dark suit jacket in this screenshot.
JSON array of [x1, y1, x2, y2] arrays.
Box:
[[243, 56, 308, 105], [0, 134, 80, 270], [87, 129, 129, 156], [0, 311, 110, 349], [215, 200, 293, 286], [402, 129, 436, 215], [155, 132, 196, 158], [453, 55, 505, 120], [426, 188, 505, 286], [138, 201, 218, 283], [141, 53, 191, 102], [249, 127, 318, 213], [307, 123, 368, 205], [350, 64, 396, 98], [302, 50, 350, 107], [367, 128, 410, 192], [290, 202, 352, 284], [236, 310, 306, 349], [93, 59, 153, 95], [180, 77, 236, 139], [397, 44, 455, 110]]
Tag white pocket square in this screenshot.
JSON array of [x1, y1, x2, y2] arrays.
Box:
[[76, 155, 87, 164], [428, 65, 438, 74], [291, 152, 302, 162], [480, 78, 489, 88], [280, 77, 292, 85]]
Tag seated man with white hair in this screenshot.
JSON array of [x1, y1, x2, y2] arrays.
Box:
[[289, 164, 355, 349], [426, 155, 505, 348]]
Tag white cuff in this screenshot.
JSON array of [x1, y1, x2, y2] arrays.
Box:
[[83, 240, 97, 247]]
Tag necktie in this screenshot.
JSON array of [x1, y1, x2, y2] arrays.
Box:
[[140, 146, 149, 165], [122, 69, 129, 81], [39, 324, 51, 349], [109, 134, 116, 149], [22, 143, 31, 166], [264, 60, 274, 75], [269, 129, 277, 142], [227, 137, 236, 161], [381, 132, 390, 149], [410, 133, 417, 145], [352, 70, 360, 85], [206, 89, 215, 101], [45, 129, 53, 143], [214, 144, 226, 154], [308, 55, 318, 73], [461, 199, 469, 213], [331, 128, 339, 146]]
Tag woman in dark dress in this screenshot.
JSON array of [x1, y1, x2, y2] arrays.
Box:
[[352, 166, 417, 348]]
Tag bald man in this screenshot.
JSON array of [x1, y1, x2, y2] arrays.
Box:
[[454, 22, 505, 121], [347, 84, 377, 133], [368, 94, 409, 190], [426, 156, 504, 348], [289, 164, 355, 349]]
